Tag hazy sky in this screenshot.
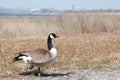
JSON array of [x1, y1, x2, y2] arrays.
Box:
[[0, 0, 120, 10]]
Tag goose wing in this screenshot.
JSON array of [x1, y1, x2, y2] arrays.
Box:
[[19, 48, 51, 63], [31, 48, 51, 63]]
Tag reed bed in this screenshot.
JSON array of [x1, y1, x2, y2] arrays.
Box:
[[0, 13, 120, 38]]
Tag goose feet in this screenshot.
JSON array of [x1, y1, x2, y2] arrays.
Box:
[[35, 67, 44, 76]]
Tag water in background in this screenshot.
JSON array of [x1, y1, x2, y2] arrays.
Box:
[[0, 12, 57, 17]]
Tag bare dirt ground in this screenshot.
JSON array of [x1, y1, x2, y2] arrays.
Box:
[[1, 69, 120, 80]]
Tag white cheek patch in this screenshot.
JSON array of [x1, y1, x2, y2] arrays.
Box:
[[50, 34, 54, 39]]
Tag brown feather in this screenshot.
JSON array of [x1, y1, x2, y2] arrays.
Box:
[[18, 48, 52, 64]]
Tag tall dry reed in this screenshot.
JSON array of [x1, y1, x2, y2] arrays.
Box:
[[0, 13, 120, 38]]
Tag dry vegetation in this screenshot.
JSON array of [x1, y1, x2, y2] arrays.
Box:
[[0, 13, 120, 78], [0, 13, 120, 38]]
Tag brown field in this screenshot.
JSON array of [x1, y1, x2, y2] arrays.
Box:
[[0, 13, 120, 78]]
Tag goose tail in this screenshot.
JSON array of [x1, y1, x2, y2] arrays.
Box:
[[13, 53, 26, 62]]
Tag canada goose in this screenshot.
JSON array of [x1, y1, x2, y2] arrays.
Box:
[[13, 33, 59, 76]]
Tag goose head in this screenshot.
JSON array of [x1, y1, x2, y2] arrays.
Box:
[[49, 33, 59, 39]]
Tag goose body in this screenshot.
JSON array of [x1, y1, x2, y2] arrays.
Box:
[[13, 33, 59, 75]]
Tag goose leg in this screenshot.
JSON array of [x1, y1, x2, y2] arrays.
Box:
[[37, 67, 44, 76]]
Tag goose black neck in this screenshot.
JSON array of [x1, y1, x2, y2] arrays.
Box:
[[47, 36, 53, 50]]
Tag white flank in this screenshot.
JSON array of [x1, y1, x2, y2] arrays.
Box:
[[49, 47, 57, 58], [19, 56, 32, 64], [50, 34, 54, 39]]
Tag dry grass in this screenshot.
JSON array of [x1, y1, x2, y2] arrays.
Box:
[[0, 13, 120, 38], [0, 13, 120, 77], [0, 33, 120, 77]]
